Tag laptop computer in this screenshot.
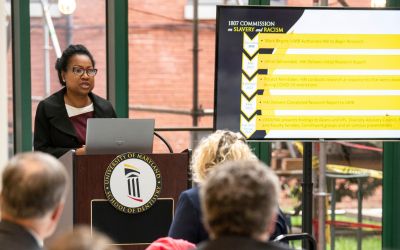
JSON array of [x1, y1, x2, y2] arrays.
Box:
[[85, 118, 155, 155]]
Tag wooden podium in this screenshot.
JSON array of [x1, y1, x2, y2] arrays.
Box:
[[73, 152, 190, 250]]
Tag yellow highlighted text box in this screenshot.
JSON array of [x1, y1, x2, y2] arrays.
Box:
[[258, 34, 400, 49], [256, 96, 400, 110], [258, 75, 400, 90], [258, 54, 400, 70], [256, 116, 400, 130]]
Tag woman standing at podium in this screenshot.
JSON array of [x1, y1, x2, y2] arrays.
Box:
[[168, 130, 289, 244], [34, 44, 116, 158]]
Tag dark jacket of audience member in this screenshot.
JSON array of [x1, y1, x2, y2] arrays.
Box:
[[0, 220, 43, 250]]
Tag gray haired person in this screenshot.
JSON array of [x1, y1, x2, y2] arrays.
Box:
[[197, 160, 291, 250], [0, 152, 69, 250]]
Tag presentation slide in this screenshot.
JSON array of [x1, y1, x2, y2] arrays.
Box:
[[214, 6, 400, 140]]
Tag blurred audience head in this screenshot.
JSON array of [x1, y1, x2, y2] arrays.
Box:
[[191, 130, 257, 184], [1, 152, 69, 240], [48, 226, 120, 250], [145, 237, 195, 250], [200, 160, 281, 241]]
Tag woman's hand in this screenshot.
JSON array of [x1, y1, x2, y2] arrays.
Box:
[[75, 146, 86, 155]]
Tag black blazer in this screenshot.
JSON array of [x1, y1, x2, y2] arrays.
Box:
[[34, 88, 117, 158], [0, 220, 42, 250]]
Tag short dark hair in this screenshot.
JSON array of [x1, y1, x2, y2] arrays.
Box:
[[55, 44, 95, 86], [1, 152, 69, 219], [200, 160, 280, 239]]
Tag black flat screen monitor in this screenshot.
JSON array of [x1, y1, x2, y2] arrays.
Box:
[[214, 6, 400, 141]]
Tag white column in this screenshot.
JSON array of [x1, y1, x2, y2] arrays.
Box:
[[0, 0, 9, 180]]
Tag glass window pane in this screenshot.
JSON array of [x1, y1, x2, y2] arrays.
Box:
[[128, 0, 215, 152]]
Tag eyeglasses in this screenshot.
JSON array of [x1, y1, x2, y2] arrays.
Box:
[[72, 66, 98, 77]]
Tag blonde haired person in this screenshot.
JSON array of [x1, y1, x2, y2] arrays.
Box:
[[191, 130, 256, 184], [168, 130, 288, 244]]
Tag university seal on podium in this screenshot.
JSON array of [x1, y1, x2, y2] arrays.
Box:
[[104, 152, 162, 214]]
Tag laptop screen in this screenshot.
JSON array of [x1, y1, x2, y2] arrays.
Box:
[[85, 118, 154, 155]]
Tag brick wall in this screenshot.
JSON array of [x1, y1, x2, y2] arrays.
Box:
[[128, 0, 216, 152]]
